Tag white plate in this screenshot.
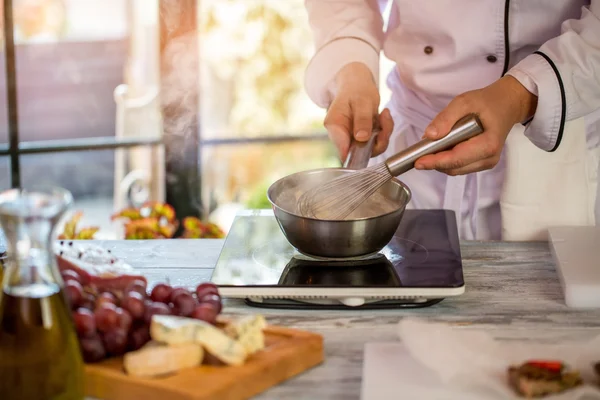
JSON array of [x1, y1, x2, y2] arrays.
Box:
[[361, 342, 489, 400]]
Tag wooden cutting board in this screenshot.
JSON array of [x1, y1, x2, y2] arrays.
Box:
[[85, 325, 324, 400]]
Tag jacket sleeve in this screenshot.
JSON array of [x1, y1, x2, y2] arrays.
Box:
[[304, 0, 386, 108], [505, 1, 600, 152]]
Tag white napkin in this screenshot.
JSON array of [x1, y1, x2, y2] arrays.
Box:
[[397, 318, 600, 399]]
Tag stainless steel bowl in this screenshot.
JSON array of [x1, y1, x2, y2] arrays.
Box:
[[266, 114, 483, 259], [267, 168, 411, 259]]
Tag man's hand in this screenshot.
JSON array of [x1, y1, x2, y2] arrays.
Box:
[[415, 75, 538, 175], [325, 62, 394, 161]]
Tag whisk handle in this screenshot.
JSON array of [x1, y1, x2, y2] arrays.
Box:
[[343, 117, 384, 170], [343, 129, 379, 169], [385, 113, 484, 176]]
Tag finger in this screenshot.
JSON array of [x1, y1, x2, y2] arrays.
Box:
[[372, 108, 394, 157], [351, 97, 376, 142], [414, 133, 500, 170], [328, 125, 352, 161], [423, 93, 473, 140], [439, 156, 499, 176], [324, 98, 353, 160]]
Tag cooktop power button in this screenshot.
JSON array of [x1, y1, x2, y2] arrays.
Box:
[[340, 297, 366, 307]]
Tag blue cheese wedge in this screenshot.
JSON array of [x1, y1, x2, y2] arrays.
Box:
[[224, 315, 267, 354], [150, 315, 248, 366], [237, 329, 265, 355], [123, 341, 204, 378], [224, 314, 267, 338]]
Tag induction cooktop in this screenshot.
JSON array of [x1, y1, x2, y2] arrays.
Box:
[[210, 209, 465, 309]]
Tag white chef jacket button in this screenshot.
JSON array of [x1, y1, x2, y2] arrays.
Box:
[[486, 55, 498, 63], [424, 46, 433, 55]]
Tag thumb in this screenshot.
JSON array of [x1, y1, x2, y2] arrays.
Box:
[[423, 95, 470, 140]]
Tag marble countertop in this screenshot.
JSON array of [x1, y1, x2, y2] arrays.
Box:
[[84, 238, 600, 399]]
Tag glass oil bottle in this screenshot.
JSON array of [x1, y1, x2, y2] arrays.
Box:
[[0, 186, 84, 400]]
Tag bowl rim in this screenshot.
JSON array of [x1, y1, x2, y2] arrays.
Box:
[[266, 167, 412, 223]]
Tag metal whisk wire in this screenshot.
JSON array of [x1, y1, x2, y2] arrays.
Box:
[[296, 114, 485, 221], [297, 163, 392, 220]]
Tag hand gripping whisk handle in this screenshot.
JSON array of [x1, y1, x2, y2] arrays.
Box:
[[384, 113, 484, 176]]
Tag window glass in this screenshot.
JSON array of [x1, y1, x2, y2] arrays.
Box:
[[21, 148, 161, 239], [198, 0, 326, 139], [201, 140, 339, 232]]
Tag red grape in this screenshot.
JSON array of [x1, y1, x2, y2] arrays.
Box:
[[143, 301, 171, 324], [115, 307, 132, 331], [125, 280, 147, 298], [150, 283, 173, 303], [128, 324, 151, 351], [122, 292, 145, 320], [172, 292, 197, 317], [169, 288, 190, 303], [79, 334, 106, 363], [195, 283, 219, 300], [190, 303, 218, 324], [72, 308, 96, 337], [200, 294, 222, 314], [61, 269, 81, 284], [103, 328, 128, 356], [94, 303, 119, 333], [64, 279, 83, 307], [96, 292, 117, 309], [79, 292, 95, 310]]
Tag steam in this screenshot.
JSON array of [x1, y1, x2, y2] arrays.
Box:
[[158, 1, 206, 219], [159, 0, 198, 144], [160, 32, 199, 144]]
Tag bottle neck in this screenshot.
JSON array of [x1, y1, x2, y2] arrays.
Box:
[[0, 188, 71, 295], [1, 214, 63, 294]]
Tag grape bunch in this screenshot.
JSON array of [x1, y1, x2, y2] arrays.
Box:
[[61, 269, 223, 363]]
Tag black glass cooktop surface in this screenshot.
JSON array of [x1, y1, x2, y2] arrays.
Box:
[[211, 209, 464, 289]]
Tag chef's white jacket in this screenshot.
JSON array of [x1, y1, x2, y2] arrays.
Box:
[[304, 0, 600, 240]]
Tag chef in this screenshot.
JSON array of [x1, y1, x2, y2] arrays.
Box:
[[303, 0, 600, 240]]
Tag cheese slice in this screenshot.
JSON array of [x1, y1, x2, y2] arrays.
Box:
[[237, 328, 265, 355], [150, 315, 248, 366], [224, 315, 267, 354], [123, 341, 204, 378], [224, 314, 267, 339]]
